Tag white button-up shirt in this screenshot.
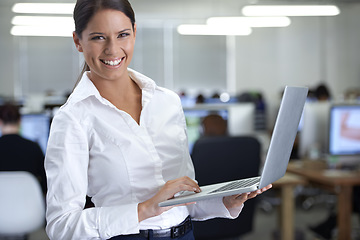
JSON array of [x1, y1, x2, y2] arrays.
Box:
[[45, 69, 242, 240]]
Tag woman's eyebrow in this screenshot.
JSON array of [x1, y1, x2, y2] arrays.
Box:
[[119, 28, 131, 33], [89, 32, 104, 36], [88, 28, 131, 36]]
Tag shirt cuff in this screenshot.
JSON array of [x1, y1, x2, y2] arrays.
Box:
[[98, 203, 140, 239], [226, 203, 244, 219], [189, 197, 243, 221]]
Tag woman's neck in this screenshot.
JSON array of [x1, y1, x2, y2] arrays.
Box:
[[1, 124, 20, 135], [96, 76, 140, 102], [90, 74, 142, 124]]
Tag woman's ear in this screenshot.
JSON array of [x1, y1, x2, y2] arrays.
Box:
[[133, 23, 137, 39], [73, 31, 83, 52]]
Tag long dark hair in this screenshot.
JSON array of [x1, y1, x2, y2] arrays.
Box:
[[73, 0, 136, 88]]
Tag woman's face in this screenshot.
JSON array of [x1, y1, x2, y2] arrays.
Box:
[[73, 9, 136, 83]]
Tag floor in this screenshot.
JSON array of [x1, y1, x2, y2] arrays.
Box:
[[20, 196, 360, 240]]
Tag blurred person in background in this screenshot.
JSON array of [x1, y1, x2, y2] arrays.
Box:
[[201, 114, 227, 137], [314, 83, 331, 101], [0, 102, 47, 194]]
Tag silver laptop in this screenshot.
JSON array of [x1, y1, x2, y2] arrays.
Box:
[[159, 86, 308, 207]]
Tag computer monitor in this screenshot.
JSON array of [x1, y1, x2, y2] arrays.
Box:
[[183, 103, 255, 153], [298, 101, 331, 159], [19, 113, 51, 154], [183, 107, 228, 153], [227, 103, 255, 136], [328, 104, 360, 163]]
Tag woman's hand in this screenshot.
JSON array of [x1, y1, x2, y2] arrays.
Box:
[[223, 184, 272, 210], [138, 176, 200, 222]]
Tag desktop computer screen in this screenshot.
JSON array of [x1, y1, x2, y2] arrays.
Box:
[[227, 103, 255, 136], [20, 113, 51, 154], [298, 101, 331, 158], [0, 113, 50, 154], [329, 104, 360, 156], [184, 108, 228, 153], [183, 103, 256, 153]]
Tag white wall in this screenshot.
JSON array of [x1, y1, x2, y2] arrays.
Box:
[[0, 3, 17, 98]]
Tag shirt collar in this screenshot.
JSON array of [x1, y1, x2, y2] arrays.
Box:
[[68, 68, 157, 106], [128, 68, 156, 107]]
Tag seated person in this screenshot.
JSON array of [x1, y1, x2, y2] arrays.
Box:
[[314, 83, 331, 101], [0, 103, 46, 193], [201, 114, 227, 137]]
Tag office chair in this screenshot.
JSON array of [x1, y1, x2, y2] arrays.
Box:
[[191, 136, 261, 240], [0, 171, 45, 240]]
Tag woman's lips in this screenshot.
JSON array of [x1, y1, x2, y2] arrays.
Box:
[[100, 57, 124, 66]]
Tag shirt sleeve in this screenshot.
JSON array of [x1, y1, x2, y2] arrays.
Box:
[[187, 198, 244, 221], [32, 141, 47, 194], [45, 110, 140, 240]]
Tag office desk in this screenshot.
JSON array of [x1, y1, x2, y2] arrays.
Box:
[[287, 160, 360, 240], [272, 173, 307, 240]]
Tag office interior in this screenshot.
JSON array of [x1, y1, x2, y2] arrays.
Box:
[[1, 0, 360, 239]]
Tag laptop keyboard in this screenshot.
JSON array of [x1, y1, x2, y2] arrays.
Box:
[[209, 177, 260, 194]]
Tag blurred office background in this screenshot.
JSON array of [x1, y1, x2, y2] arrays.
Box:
[[1, 0, 360, 111], [1, 0, 360, 239]]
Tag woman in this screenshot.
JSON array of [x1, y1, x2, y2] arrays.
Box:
[[45, 0, 271, 239]]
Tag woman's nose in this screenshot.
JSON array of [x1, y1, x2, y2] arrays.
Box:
[[104, 40, 118, 55]]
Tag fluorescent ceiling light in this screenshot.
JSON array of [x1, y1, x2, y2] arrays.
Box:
[[207, 17, 291, 27], [12, 16, 74, 27], [177, 24, 252, 36], [242, 5, 340, 16], [11, 26, 73, 37], [11, 16, 74, 37], [12, 3, 75, 14]]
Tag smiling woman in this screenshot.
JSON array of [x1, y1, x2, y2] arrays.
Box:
[[72, 9, 137, 101], [44, 0, 271, 239], [72, 0, 136, 87]]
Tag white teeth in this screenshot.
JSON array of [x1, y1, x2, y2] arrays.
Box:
[[103, 59, 122, 66]]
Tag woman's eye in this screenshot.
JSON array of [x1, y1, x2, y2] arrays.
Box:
[[91, 36, 105, 40], [118, 32, 130, 38]]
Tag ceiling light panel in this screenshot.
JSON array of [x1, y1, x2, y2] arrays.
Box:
[[11, 26, 73, 37], [10, 16, 74, 37], [207, 17, 291, 27], [177, 24, 252, 36], [12, 3, 75, 14], [12, 16, 74, 27], [242, 5, 340, 16]]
